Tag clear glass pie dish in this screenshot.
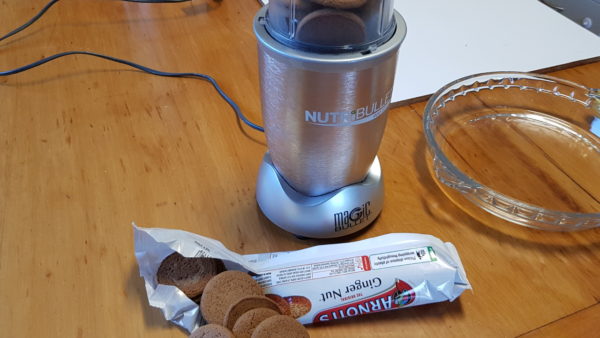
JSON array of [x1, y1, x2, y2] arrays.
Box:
[[423, 72, 600, 231]]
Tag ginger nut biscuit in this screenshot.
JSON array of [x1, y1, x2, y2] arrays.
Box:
[[265, 294, 291, 316], [312, 0, 367, 9], [224, 296, 281, 329], [284, 296, 312, 319], [156, 252, 225, 299], [200, 271, 264, 324], [251, 315, 310, 338], [232, 308, 280, 338], [296, 9, 366, 47], [189, 324, 235, 338]]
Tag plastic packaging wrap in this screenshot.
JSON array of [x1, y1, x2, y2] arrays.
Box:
[[134, 225, 470, 333]]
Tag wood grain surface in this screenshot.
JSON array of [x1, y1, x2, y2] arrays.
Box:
[[1, 1, 599, 337]]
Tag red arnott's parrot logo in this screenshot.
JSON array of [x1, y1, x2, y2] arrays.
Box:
[[393, 279, 416, 306], [313, 279, 416, 323]]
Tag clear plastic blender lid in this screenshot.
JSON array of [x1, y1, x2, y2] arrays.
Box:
[[265, 0, 396, 53]]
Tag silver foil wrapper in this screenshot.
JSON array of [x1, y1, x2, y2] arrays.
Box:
[[133, 225, 471, 333]]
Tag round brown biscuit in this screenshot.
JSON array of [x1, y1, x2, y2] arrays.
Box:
[[189, 324, 235, 338], [311, 0, 367, 9], [284, 296, 312, 319], [224, 296, 281, 329], [265, 294, 291, 316], [200, 270, 264, 324], [251, 315, 309, 338], [156, 252, 225, 299], [296, 9, 366, 47], [232, 308, 280, 338]]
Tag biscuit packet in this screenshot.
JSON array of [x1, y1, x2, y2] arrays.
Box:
[[134, 225, 470, 333]]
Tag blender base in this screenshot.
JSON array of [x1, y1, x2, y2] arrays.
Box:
[[256, 153, 384, 239]]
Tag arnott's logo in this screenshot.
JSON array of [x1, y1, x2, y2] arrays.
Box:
[[313, 279, 416, 323]]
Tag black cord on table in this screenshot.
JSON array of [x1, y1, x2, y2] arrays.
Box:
[[0, 51, 265, 132], [0, 0, 264, 132], [0, 0, 199, 43], [0, 0, 60, 42]]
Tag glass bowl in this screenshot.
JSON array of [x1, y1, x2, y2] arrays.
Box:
[[423, 72, 600, 231]]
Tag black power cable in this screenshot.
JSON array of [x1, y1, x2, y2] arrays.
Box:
[[0, 0, 264, 132], [0, 0, 60, 42], [0, 0, 192, 43]]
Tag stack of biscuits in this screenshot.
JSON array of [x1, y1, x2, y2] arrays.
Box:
[[156, 253, 310, 338], [269, 0, 372, 47]]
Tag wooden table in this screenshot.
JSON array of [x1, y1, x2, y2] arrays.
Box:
[[1, 1, 599, 337]]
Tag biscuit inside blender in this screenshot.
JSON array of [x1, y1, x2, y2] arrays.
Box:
[[296, 9, 366, 47]]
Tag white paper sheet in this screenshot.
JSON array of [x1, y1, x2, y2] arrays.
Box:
[[257, 0, 600, 105]]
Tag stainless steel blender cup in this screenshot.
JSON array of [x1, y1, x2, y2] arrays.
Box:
[[254, 0, 406, 237]]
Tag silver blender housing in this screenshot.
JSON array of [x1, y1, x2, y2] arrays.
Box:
[[254, 1, 406, 238]]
